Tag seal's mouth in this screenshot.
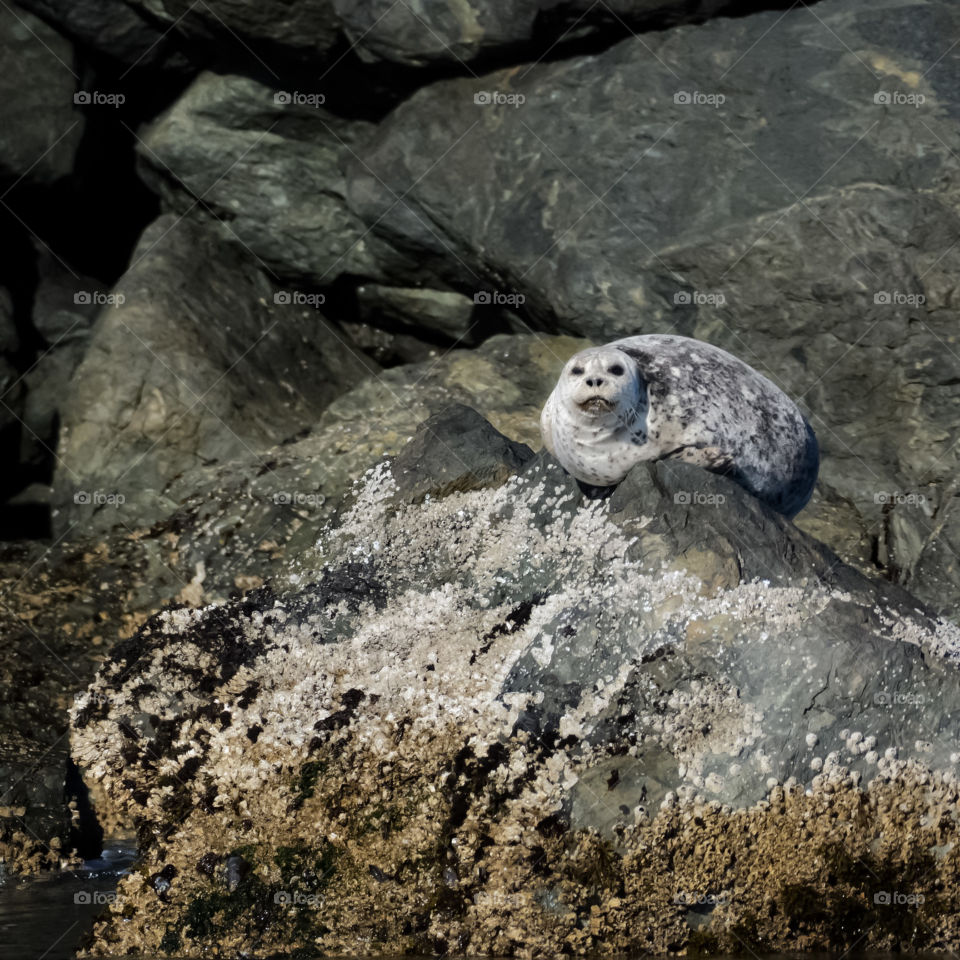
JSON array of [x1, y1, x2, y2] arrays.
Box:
[[577, 396, 612, 414]]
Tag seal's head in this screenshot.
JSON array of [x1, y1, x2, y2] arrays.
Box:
[[558, 346, 642, 427]]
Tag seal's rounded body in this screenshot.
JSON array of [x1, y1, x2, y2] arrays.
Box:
[[540, 334, 819, 517]]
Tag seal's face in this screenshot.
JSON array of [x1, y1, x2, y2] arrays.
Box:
[[559, 347, 641, 427]]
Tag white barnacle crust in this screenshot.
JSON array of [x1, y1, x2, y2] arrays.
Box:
[[69, 449, 960, 959]]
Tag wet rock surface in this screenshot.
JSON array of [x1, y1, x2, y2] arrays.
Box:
[[0, 535, 159, 873], [70, 406, 960, 956]]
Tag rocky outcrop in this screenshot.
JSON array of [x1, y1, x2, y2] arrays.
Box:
[[1, 3, 958, 931], [0, 5, 83, 184], [334, 0, 736, 66], [344, 0, 960, 618], [123, 0, 341, 64], [55, 334, 583, 603], [72, 406, 960, 956], [15, 0, 186, 69], [53, 214, 375, 533], [135, 73, 403, 287]]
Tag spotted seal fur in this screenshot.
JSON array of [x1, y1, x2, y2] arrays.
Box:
[[540, 334, 819, 517]]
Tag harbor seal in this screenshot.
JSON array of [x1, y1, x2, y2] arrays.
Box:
[[540, 334, 819, 517]]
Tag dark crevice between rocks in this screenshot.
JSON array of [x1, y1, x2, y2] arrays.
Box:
[[529, 0, 823, 61], [0, 51, 190, 531], [3, 56, 186, 291], [320, 274, 516, 368], [65, 756, 103, 861]]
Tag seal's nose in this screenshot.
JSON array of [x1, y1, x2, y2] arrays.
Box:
[[585, 376, 605, 388]]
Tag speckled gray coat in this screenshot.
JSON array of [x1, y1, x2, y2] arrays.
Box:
[[541, 335, 819, 517]]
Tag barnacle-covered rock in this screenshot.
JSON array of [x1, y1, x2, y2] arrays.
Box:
[[72, 407, 960, 956]]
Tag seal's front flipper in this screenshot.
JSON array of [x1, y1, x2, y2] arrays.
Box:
[[676, 445, 734, 472]]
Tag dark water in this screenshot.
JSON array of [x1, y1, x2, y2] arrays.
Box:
[[0, 846, 136, 960]]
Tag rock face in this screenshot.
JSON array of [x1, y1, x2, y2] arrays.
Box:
[[136, 73, 400, 287], [125, 0, 341, 62], [54, 214, 375, 532], [15, 0, 186, 68], [0, 533, 162, 873], [355, 284, 480, 345], [18, 248, 100, 482], [0, 4, 83, 183], [68, 334, 584, 604], [334, 0, 734, 66], [345, 0, 960, 619], [0, 288, 24, 498], [72, 407, 960, 957]]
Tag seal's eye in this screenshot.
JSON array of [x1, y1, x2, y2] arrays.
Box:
[[570, 366, 584, 376], [608, 364, 625, 376]]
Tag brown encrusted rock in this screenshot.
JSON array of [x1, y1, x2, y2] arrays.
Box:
[[71, 410, 960, 956]]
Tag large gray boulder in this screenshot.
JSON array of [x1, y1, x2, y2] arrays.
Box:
[[72, 406, 960, 957], [53, 214, 375, 532], [87, 333, 584, 607], [345, 0, 960, 618], [15, 0, 187, 68], [136, 72, 405, 287], [335, 0, 734, 66], [125, 0, 340, 61], [0, 4, 83, 183]]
